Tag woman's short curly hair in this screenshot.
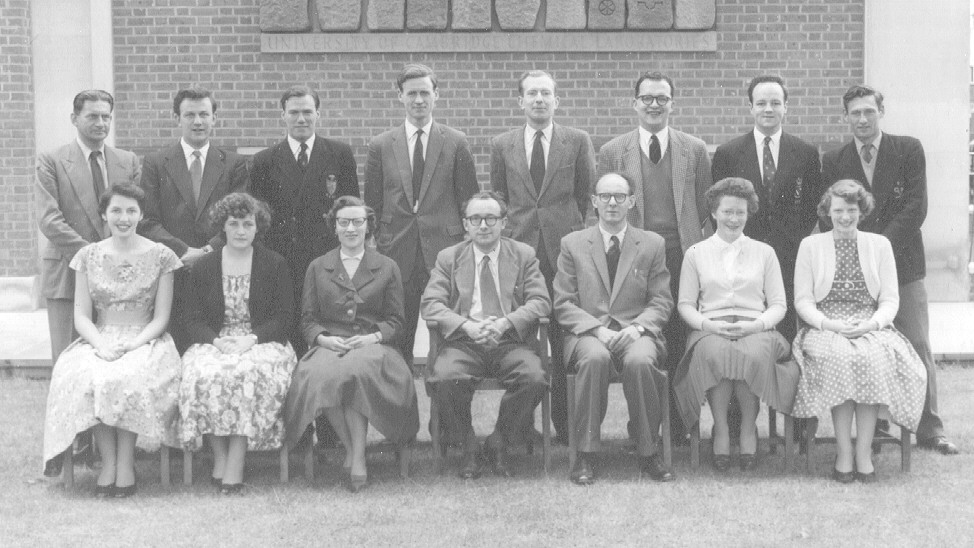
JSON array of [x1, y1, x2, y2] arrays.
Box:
[[817, 179, 875, 218], [705, 177, 760, 215], [325, 195, 377, 238], [98, 182, 146, 215], [208, 193, 272, 235]]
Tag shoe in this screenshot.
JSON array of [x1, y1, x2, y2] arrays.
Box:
[[114, 482, 137, 498], [570, 453, 596, 485], [483, 445, 514, 478], [639, 455, 675, 482], [712, 454, 731, 472], [855, 470, 877, 483], [739, 453, 757, 472], [918, 437, 960, 455], [219, 483, 244, 495], [458, 450, 483, 480], [346, 474, 369, 493], [94, 483, 115, 498], [210, 476, 223, 489]]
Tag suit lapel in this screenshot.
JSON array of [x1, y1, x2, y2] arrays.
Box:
[[352, 250, 378, 292], [197, 147, 225, 217], [773, 133, 796, 197], [622, 131, 644, 227], [508, 128, 536, 201], [163, 144, 198, 218], [324, 251, 356, 291], [609, 229, 639, 306], [587, 228, 612, 296], [64, 143, 104, 235], [669, 128, 688, 224], [455, 243, 475, 315], [273, 140, 303, 208], [842, 140, 869, 189], [872, 135, 896, 192], [739, 134, 762, 184], [392, 126, 414, 206], [497, 240, 518, 316], [418, 122, 444, 207]]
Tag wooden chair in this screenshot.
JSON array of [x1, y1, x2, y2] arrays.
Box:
[[177, 446, 292, 485], [803, 418, 912, 473], [689, 406, 795, 469], [300, 434, 412, 481], [426, 318, 552, 474], [61, 438, 174, 487]]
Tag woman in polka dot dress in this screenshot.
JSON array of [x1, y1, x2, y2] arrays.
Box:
[[791, 180, 926, 483]]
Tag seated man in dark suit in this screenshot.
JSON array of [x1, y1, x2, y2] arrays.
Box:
[[421, 191, 551, 479]]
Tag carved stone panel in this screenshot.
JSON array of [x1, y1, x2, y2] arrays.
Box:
[[453, 0, 491, 31], [674, 0, 715, 29], [317, 0, 361, 31], [367, 0, 405, 30], [495, 0, 541, 30], [406, 0, 448, 30], [628, 0, 673, 30], [588, 0, 625, 30], [545, 0, 586, 30], [259, 0, 312, 32]]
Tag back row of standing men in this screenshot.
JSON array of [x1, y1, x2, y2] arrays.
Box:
[[36, 64, 958, 462]]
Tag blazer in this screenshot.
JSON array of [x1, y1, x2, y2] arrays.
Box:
[[182, 243, 294, 346], [596, 127, 713, 252], [821, 133, 927, 285], [35, 141, 141, 299], [364, 121, 479, 284], [794, 231, 899, 330], [139, 142, 250, 257], [301, 248, 404, 346], [711, 131, 823, 265], [420, 237, 552, 342], [489, 123, 595, 270], [553, 225, 673, 358], [251, 136, 359, 288]]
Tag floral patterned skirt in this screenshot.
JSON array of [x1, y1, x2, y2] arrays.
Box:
[[42, 325, 182, 470], [178, 341, 297, 451]]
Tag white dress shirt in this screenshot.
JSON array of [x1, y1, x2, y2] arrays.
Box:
[[753, 128, 782, 180], [180, 139, 210, 171], [854, 132, 882, 186], [598, 223, 628, 252], [405, 119, 432, 169], [524, 123, 553, 166], [287, 133, 316, 161], [76, 138, 107, 185], [340, 249, 364, 279], [638, 126, 669, 159]]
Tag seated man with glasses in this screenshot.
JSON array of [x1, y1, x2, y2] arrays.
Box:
[[421, 191, 551, 479]]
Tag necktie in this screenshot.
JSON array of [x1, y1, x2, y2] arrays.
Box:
[[762, 136, 776, 196], [297, 142, 309, 168], [530, 130, 545, 193], [861, 143, 873, 164], [412, 128, 425, 204], [606, 235, 620, 289], [480, 255, 503, 318], [89, 151, 105, 198], [649, 135, 661, 164], [190, 150, 203, 202]]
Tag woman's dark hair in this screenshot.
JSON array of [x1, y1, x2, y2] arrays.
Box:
[[98, 182, 145, 215], [208, 192, 272, 235], [705, 177, 759, 215], [817, 179, 875, 218], [325, 195, 377, 238]]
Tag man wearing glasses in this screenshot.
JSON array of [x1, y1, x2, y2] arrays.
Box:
[[821, 85, 959, 456], [596, 71, 712, 445], [554, 173, 674, 485], [422, 191, 551, 479]]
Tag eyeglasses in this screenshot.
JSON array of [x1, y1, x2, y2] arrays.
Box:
[[595, 193, 630, 204], [466, 215, 502, 227], [636, 94, 671, 106], [336, 218, 367, 228]]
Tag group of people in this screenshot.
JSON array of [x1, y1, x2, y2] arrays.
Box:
[[35, 63, 958, 498]]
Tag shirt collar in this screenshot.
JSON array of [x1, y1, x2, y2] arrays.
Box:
[[472, 245, 500, 267], [753, 128, 782, 148], [340, 249, 365, 262], [180, 139, 210, 161], [287, 133, 316, 157], [710, 232, 747, 251], [76, 138, 104, 159], [854, 132, 883, 154], [405, 119, 433, 139], [598, 223, 628, 248], [524, 123, 553, 145], [638, 126, 668, 156]]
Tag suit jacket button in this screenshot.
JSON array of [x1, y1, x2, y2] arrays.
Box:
[[347, 309, 354, 317]]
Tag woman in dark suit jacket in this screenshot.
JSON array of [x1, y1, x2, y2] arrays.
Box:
[[282, 196, 419, 493], [179, 193, 297, 494]]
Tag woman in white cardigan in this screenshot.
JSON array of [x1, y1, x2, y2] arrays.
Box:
[[791, 180, 926, 483]]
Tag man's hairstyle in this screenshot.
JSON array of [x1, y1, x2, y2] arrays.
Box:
[[98, 182, 146, 215], [279, 85, 320, 110], [325, 195, 378, 239], [396, 64, 437, 92], [517, 70, 557, 95], [173, 87, 218, 116], [594, 172, 634, 196], [817, 179, 876, 218], [746, 75, 788, 104], [706, 177, 760, 215], [73, 90, 114, 115], [208, 192, 272, 236], [633, 71, 675, 98], [462, 191, 509, 218], [842, 84, 884, 113]]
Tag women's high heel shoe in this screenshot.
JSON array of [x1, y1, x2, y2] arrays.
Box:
[[114, 482, 137, 498], [220, 483, 244, 495], [712, 454, 731, 473], [94, 483, 115, 498], [830, 458, 855, 484]]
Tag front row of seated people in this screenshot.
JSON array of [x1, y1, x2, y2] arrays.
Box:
[[41, 174, 927, 495]]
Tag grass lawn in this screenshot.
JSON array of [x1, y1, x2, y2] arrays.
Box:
[[2, 367, 973, 547]]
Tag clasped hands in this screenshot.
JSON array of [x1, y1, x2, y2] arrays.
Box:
[[822, 318, 879, 339], [214, 335, 257, 354], [701, 319, 764, 340], [461, 316, 512, 347], [316, 332, 381, 356], [595, 325, 642, 354], [93, 339, 141, 361]]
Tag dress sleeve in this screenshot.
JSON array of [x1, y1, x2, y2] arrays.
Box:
[[68, 243, 92, 273], [157, 244, 184, 274]]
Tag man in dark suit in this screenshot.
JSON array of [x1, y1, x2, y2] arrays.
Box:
[[139, 87, 250, 352], [251, 85, 359, 355], [365, 64, 479, 366], [421, 191, 551, 479], [822, 84, 958, 455], [489, 69, 596, 445], [596, 71, 712, 443], [35, 89, 142, 474], [555, 173, 674, 485]]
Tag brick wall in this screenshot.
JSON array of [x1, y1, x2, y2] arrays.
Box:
[[0, 1, 36, 276]]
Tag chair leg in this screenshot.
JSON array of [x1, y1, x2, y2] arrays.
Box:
[[160, 446, 171, 486], [62, 444, 74, 488], [304, 434, 315, 481], [783, 414, 794, 470], [542, 389, 551, 475], [805, 419, 816, 473], [566, 374, 576, 471], [280, 445, 289, 483], [430, 389, 444, 475], [768, 408, 779, 455], [901, 428, 911, 473], [398, 444, 411, 479], [183, 450, 193, 485], [690, 420, 700, 469], [661, 371, 671, 468]]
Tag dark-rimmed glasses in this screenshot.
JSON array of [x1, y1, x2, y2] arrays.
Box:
[[336, 218, 367, 228], [466, 215, 502, 227], [636, 94, 671, 106]]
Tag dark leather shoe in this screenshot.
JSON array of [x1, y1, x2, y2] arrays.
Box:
[[640, 455, 675, 482], [94, 483, 115, 498], [346, 475, 369, 493], [830, 468, 855, 484], [219, 483, 244, 495], [855, 470, 877, 484], [712, 454, 731, 473], [570, 453, 596, 485], [739, 453, 757, 472], [918, 437, 960, 455], [114, 482, 137, 498], [484, 445, 514, 478], [458, 450, 483, 480]]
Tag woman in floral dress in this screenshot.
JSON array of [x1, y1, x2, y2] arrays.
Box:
[[179, 193, 296, 494], [792, 180, 927, 483], [42, 183, 182, 498]]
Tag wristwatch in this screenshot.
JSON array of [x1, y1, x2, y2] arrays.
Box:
[[634, 324, 646, 336]]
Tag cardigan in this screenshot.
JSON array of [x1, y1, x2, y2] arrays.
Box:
[[793, 231, 899, 330]]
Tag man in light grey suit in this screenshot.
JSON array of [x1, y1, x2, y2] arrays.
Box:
[[364, 63, 479, 366], [596, 71, 713, 443], [35, 89, 141, 473], [490, 69, 595, 444]]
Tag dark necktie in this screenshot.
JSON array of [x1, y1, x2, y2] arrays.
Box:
[[190, 150, 203, 202], [530, 130, 545, 193], [480, 255, 503, 318], [89, 151, 105, 198], [649, 134, 661, 164], [412, 128, 425, 204], [297, 142, 309, 168], [861, 143, 873, 164], [762, 136, 776, 195], [606, 235, 620, 289]]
